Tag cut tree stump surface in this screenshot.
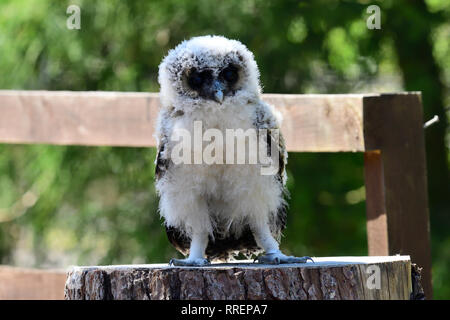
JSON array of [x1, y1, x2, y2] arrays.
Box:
[[65, 256, 414, 300]]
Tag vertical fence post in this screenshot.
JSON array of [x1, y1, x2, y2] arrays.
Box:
[[363, 93, 432, 298]]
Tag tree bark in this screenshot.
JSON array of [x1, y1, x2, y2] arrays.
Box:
[[64, 256, 417, 300]]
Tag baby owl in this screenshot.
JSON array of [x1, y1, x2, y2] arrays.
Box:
[[155, 35, 311, 266]]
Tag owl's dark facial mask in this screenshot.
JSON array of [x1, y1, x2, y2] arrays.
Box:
[[186, 64, 240, 103]]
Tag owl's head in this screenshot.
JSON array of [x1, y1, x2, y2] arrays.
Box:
[[158, 35, 261, 110]]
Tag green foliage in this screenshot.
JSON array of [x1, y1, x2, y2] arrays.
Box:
[[0, 0, 448, 298]]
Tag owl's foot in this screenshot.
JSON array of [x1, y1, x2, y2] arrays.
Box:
[[169, 257, 211, 267], [254, 251, 313, 265]]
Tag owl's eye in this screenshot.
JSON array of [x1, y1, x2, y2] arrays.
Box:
[[188, 71, 203, 90], [220, 65, 239, 84], [187, 69, 210, 90]]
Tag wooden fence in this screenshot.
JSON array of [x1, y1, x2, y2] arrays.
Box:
[[0, 266, 66, 299]]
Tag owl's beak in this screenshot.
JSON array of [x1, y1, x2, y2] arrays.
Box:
[[214, 90, 223, 104], [212, 80, 224, 104]]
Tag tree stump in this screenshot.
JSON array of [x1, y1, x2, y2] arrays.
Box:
[[64, 256, 419, 300]]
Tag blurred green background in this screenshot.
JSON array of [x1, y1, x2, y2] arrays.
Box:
[[0, 0, 448, 298]]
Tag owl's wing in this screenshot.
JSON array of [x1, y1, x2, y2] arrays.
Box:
[[155, 138, 169, 181], [253, 101, 288, 235], [154, 110, 172, 181], [270, 128, 287, 186], [253, 101, 288, 186]]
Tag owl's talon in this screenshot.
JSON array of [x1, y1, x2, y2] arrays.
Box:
[[254, 251, 313, 264], [169, 257, 211, 267]]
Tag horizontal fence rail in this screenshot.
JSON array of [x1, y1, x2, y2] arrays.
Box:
[[0, 90, 379, 152], [0, 266, 66, 300]]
